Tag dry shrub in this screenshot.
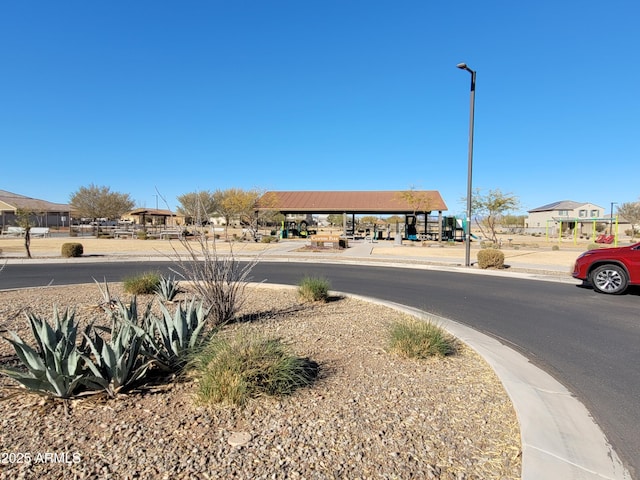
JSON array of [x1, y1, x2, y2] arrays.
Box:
[[169, 235, 258, 327], [61, 242, 83, 258], [477, 248, 505, 269]]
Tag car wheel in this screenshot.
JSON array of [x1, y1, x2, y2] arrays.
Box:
[[591, 264, 628, 294]]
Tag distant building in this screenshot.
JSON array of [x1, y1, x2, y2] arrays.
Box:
[[0, 189, 72, 229], [121, 208, 183, 227], [525, 200, 609, 236]]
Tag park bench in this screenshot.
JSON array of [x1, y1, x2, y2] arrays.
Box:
[[160, 230, 184, 240], [309, 234, 348, 249], [114, 230, 135, 239], [1, 226, 50, 237], [2, 226, 25, 237], [30, 227, 50, 237]]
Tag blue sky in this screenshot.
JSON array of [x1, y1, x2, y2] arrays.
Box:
[[1, 1, 638, 216]]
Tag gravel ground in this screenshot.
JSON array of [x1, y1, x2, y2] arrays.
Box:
[[0, 284, 521, 479]]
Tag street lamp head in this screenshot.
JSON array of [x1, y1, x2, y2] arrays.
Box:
[[457, 62, 475, 74]]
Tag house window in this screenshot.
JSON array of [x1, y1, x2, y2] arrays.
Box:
[[591, 210, 598, 217], [579, 210, 587, 218], [558, 210, 569, 216]]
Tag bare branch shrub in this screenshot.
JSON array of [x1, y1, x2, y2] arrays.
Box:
[[169, 235, 258, 327]]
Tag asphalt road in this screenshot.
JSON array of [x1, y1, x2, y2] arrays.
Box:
[[1, 261, 638, 477]]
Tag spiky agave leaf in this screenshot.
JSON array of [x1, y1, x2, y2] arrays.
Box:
[[2, 311, 91, 398], [149, 297, 210, 371], [93, 277, 118, 311], [81, 297, 156, 396], [155, 275, 181, 302]]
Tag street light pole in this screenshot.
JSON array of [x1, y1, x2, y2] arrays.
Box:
[[457, 62, 476, 267], [610, 202, 617, 235]]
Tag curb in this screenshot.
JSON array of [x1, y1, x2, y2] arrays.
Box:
[[340, 292, 632, 480]]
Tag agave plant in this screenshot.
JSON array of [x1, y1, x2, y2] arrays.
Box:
[[1, 308, 102, 398], [155, 275, 181, 302], [146, 297, 210, 371], [93, 277, 118, 311], [81, 298, 155, 396]]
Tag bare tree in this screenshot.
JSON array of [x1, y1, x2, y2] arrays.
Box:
[[14, 209, 34, 259], [70, 184, 135, 224], [176, 190, 217, 226], [469, 188, 520, 244], [617, 201, 640, 239]]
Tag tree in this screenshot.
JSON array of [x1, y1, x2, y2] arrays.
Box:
[[396, 187, 433, 215], [214, 188, 262, 239], [253, 191, 281, 232], [617, 201, 640, 239], [70, 184, 135, 222], [385, 215, 403, 224], [469, 188, 520, 244], [327, 214, 344, 227], [176, 190, 217, 226], [501, 214, 526, 233], [14, 209, 35, 258], [359, 216, 380, 226]]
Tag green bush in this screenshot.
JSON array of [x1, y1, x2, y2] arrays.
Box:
[[61, 243, 83, 258], [194, 333, 318, 406], [123, 271, 161, 295], [388, 317, 456, 358], [136, 230, 148, 240], [480, 240, 496, 249], [298, 276, 330, 302], [261, 235, 278, 243], [551, 245, 560, 251], [477, 248, 505, 269], [587, 243, 601, 251]]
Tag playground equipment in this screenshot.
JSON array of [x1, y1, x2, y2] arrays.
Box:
[[280, 219, 317, 239], [405, 215, 465, 241]]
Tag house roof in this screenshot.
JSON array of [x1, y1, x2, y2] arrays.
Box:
[[528, 200, 587, 213], [0, 189, 71, 212], [258, 190, 447, 214], [125, 208, 176, 217]]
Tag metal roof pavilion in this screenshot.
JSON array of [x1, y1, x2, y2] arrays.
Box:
[[258, 190, 448, 215]]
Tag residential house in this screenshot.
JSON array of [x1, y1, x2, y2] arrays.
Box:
[[525, 200, 609, 237], [0, 189, 72, 230]]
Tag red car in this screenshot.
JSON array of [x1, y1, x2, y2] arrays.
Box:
[[572, 242, 640, 294]]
